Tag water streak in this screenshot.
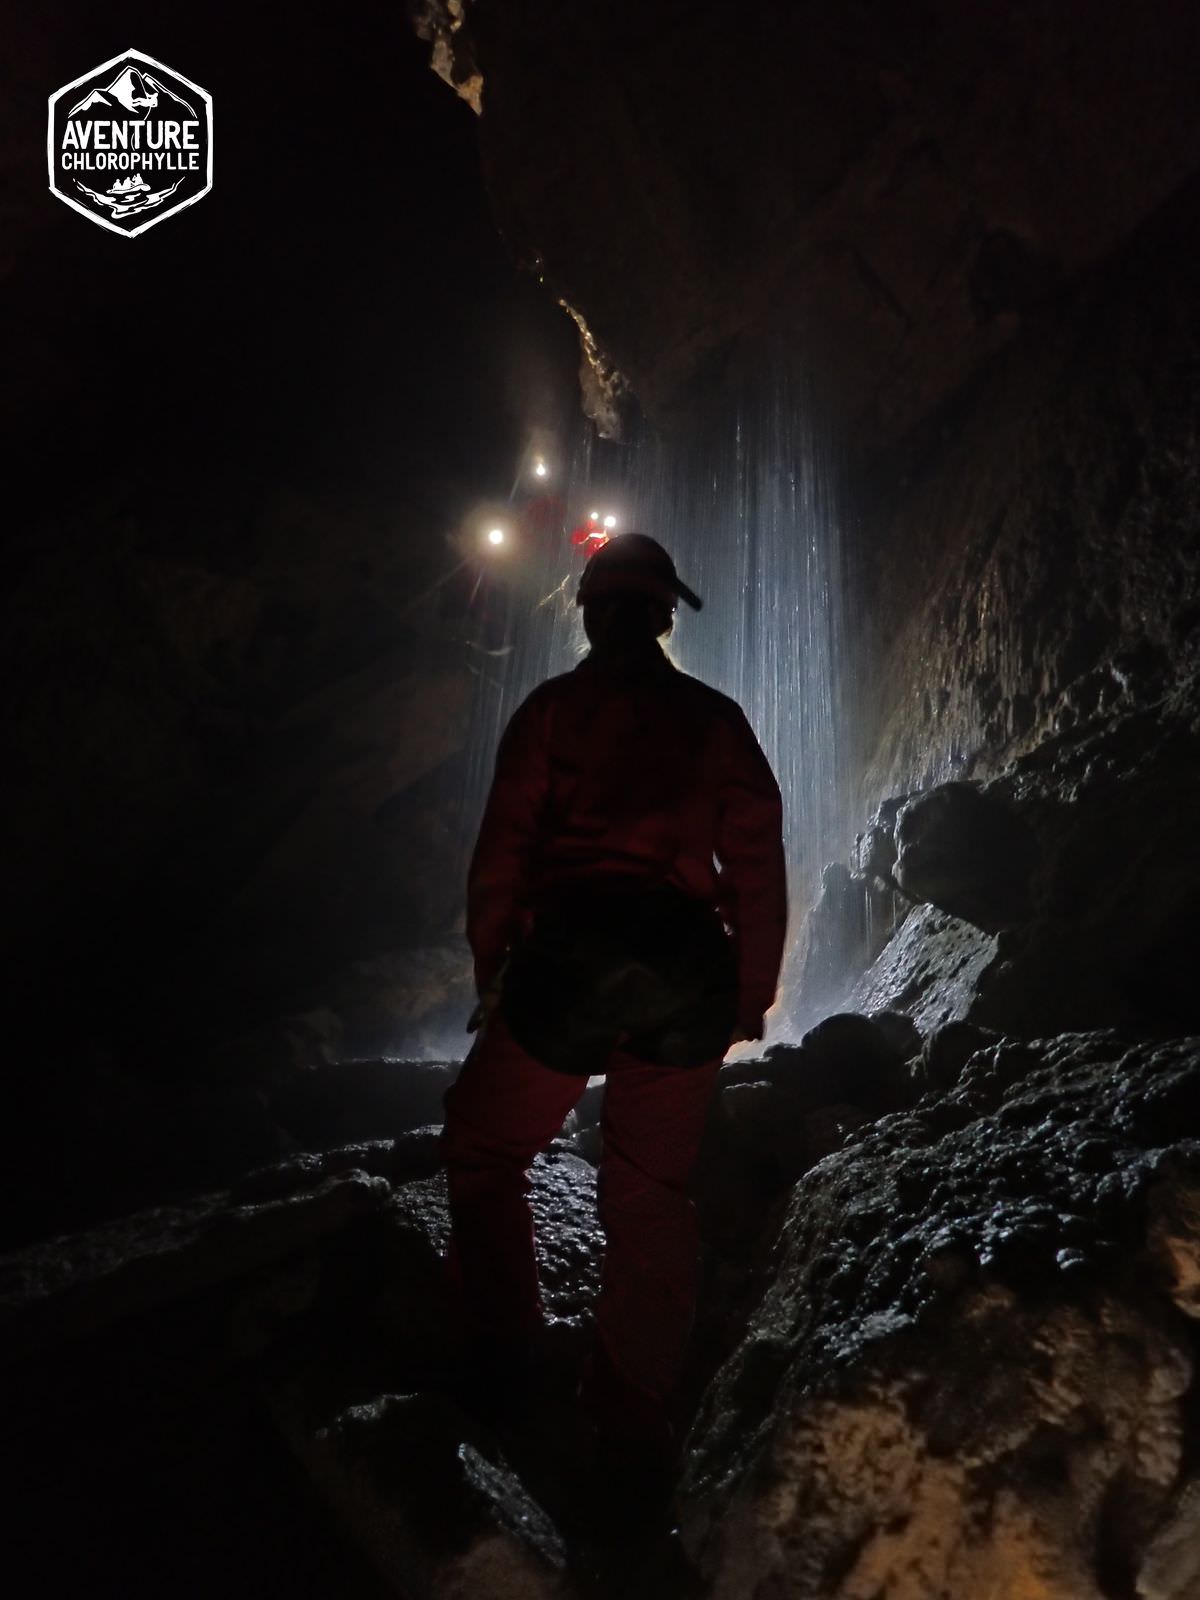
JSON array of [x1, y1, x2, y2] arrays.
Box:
[[456, 369, 849, 1039]]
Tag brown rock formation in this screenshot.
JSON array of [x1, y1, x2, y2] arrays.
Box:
[[680, 1032, 1200, 1600]]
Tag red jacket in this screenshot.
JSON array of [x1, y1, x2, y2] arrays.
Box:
[[468, 644, 787, 1027]]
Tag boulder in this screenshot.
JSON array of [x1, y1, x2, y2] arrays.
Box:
[[893, 780, 1039, 930], [868, 1009, 923, 1064], [912, 1021, 1002, 1095], [800, 1012, 917, 1115], [719, 1080, 871, 1188], [850, 903, 999, 1033], [679, 1032, 1200, 1600], [0, 1167, 391, 1360]]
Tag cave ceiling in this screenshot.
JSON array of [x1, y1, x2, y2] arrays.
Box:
[[416, 0, 1200, 444]]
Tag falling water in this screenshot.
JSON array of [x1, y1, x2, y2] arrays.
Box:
[[454, 368, 849, 1042]]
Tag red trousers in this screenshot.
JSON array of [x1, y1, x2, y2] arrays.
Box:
[[442, 1012, 720, 1411]]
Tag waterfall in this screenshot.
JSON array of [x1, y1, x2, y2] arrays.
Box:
[[454, 367, 849, 1043]]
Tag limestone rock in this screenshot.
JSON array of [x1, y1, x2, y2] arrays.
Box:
[[272, 1387, 570, 1600], [375, 1152, 603, 1361], [912, 1021, 1002, 1095], [719, 1080, 870, 1188], [850, 903, 999, 1033], [231, 1129, 444, 1204], [800, 1012, 917, 1115], [797, 862, 909, 1020], [680, 1032, 1200, 1600], [572, 1082, 605, 1132], [0, 1168, 391, 1360], [573, 1124, 602, 1167], [852, 794, 909, 884], [893, 780, 1039, 930]]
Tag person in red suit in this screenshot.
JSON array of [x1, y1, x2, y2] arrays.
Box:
[[442, 533, 787, 1469], [569, 513, 610, 557]]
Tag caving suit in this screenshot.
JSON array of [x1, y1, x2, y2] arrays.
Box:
[[442, 638, 787, 1434]]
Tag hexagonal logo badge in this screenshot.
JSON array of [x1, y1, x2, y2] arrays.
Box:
[[48, 48, 212, 237]]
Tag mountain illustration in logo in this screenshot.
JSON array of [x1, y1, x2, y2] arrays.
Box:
[[49, 48, 213, 237], [68, 65, 195, 120], [73, 174, 184, 219]]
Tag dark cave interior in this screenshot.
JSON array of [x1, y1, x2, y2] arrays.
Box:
[[5, 3, 1200, 1597]]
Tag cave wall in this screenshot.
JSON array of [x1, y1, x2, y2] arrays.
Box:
[[418, 0, 1200, 837], [852, 173, 1200, 803], [4, 486, 474, 1063], [415, 0, 1200, 1041], [418, 0, 1200, 445]]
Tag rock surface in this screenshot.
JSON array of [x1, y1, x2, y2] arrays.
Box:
[[270, 1388, 571, 1600], [0, 1166, 391, 1360], [893, 780, 1038, 929], [417, 0, 1200, 445], [679, 1031, 1200, 1599], [849, 902, 999, 1032], [843, 676, 1199, 1041], [375, 1151, 603, 1366]]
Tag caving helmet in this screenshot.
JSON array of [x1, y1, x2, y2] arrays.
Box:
[[575, 532, 703, 613]]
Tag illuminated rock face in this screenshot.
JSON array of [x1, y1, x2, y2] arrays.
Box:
[[416, 0, 1200, 446], [852, 182, 1200, 809], [679, 1032, 1200, 1600]]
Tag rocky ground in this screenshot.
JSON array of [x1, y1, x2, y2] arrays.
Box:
[[5, 8, 1199, 1592], [6, 985, 1198, 1596], [6, 627, 1199, 1597]]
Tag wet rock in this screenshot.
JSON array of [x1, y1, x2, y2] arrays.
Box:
[[868, 1010, 923, 1064], [847, 682, 1200, 1042], [796, 862, 909, 1018], [852, 794, 909, 885], [723, 1075, 876, 1203], [271, 1387, 570, 1600], [573, 1124, 602, 1167], [800, 1012, 917, 1115], [893, 781, 1039, 930], [912, 1021, 1002, 1095], [719, 1079, 872, 1191], [374, 1152, 603, 1363], [231, 1128, 444, 1204], [679, 1032, 1200, 1600], [572, 1082, 605, 1132], [850, 903, 999, 1033], [0, 1169, 391, 1360]]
